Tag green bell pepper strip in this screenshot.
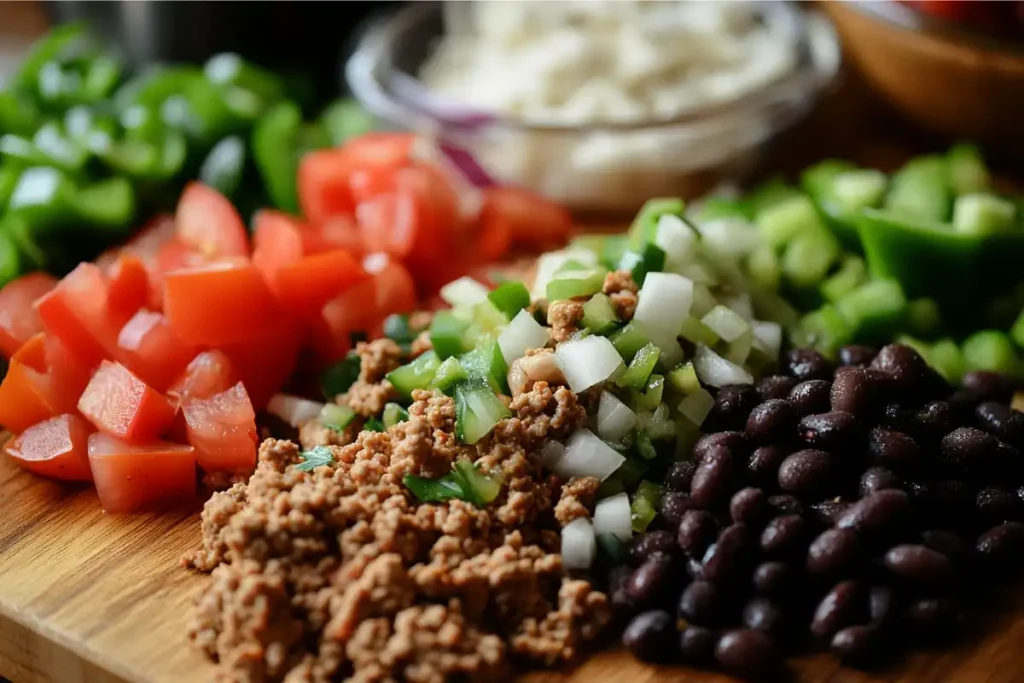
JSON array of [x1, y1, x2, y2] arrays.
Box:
[[487, 281, 530, 320], [0, 166, 20, 215], [162, 76, 240, 145], [83, 55, 123, 101], [32, 122, 90, 173], [1, 214, 48, 271], [0, 92, 41, 137], [961, 330, 1020, 377], [320, 98, 375, 146], [884, 155, 952, 223], [71, 176, 135, 231], [945, 143, 990, 195], [13, 23, 88, 95], [6, 166, 76, 229], [204, 53, 286, 110], [252, 101, 303, 213], [199, 135, 247, 199], [0, 231, 22, 288]]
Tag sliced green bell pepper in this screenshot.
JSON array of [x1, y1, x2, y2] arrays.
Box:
[[320, 98, 375, 146], [199, 135, 246, 199]]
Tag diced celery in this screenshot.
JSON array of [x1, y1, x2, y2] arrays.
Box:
[[745, 245, 780, 292], [678, 388, 715, 427], [929, 338, 965, 383], [632, 373, 664, 413], [792, 306, 852, 358], [460, 340, 509, 394], [431, 356, 468, 393], [487, 280, 530, 319], [618, 241, 665, 286], [430, 311, 472, 359], [609, 323, 651, 362], [907, 298, 942, 338], [946, 143, 990, 195], [1012, 309, 1024, 349], [821, 256, 867, 304], [834, 278, 907, 342], [382, 402, 410, 429], [546, 266, 607, 301], [668, 362, 701, 396], [320, 403, 356, 431], [961, 330, 1019, 376], [616, 342, 661, 391], [582, 292, 620, 335], [756, 194, 821, 248], [629, 197, 684, 246], [679, 316, 719, 347], [885, 155, 952, 222], [454, 381, 512, 444], [832, 169, 888, 213], [386, 351, 442, 399], [701, 305, 749, 343], [782, 227, 841, 289], [952, 193, 1016, 235]]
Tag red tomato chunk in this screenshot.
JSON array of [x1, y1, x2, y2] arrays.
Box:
[[5, 414, 93, 482], [183, 382, 257, 474], [87, 432, 196, 513], [0, 272, 57, 358], [78, 360, 176, 443]]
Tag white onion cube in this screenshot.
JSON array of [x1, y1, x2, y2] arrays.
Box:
[[498, 309, 551, 364], [693, 344, 754, 388], [678, 388, 715, 426], [751, 320, 783, 358], [593, 492, 633, 541], [701, 305, 749, 343], [633, 272, 694, 342], [596, 391, 637, 443], [440, 276, 490, 307], [555, 335, 624, 393], [554, 428, 626, 481], [561, 517, 596, 569]]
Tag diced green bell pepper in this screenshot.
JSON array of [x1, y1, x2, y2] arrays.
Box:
[[616, 342, 661, 391], [885, 155, 952, 223], [617, 241, 665, 287], [907, 298, 942, 339], [961, 330, 1019, 377], [929, 338, 965, 383], [792, 305, 853, 358], [834, 278, 907, 344], [320, 98, 375, 146], [0, 231, 21, 288], [71, 176, 135, 230], [609, 323, 651, 362], [432, 356, 468, 394], [487, 280, 530, 319], [454, 381, 511, 444], [459, 340, 509, 395], [6, 166, 75, 229], [387, 351, 442, 400], [821, 255, 867, 304], [945, 143, 989, 195], [629, 197, 684, 247], [252, 101, 307, 213], [430, 311, 472, 360], [581, 292, 620, 335], [199, 135, 247, 199]]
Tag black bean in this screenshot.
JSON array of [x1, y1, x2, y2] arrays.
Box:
[[760, 515, 809, 558], [778, 449, 834, 495], [679, 626, 718, 664], [920, 529, 971, 568], [975, 401, 1024, 447], [623, 610, 676, 661], [767, 494, 804, 517], [630, 530, 677, 564], [707, 384, 762, 432], [798, 411, 860, 451], [881, 402, 914, 432], [659, 491, 697, 528], [831, 625, 881, 667], [677, 509, 718, 557], [902, 598, 960, 640], [611, 587, 640, 619], [836, 489, 913, 539], [742, 598, 787, 640], [753, 561, 795, 598], [839, 344, 877, 367], [830, 367, 878, 416], [883, 544, 956, 588], [788, 379, 833, 417], [975, 486, 1020, 526], [994, 441, 1024, 478], [786, 348, 834, 381], [859, 467, 902, 498], [730, 487, 770, 529], [714, 629, 784, 679], [940, 427, 1000, 473], [690, 446, 735, 508], [868, 427, 922, 471], [664, 460, 697, 493], [702, 524, 752, 585], [868, 585, 896, 629], [811, 580, 865, 641], [962, 370, 1016, 404], [870, 344, 930, 395], [678, 580, 721, 626], [976, 522, 1024, 568], [807, 528, 861, 577], [913, 400, 960, 444], [747, 446, 789, 485], [693, 431, 747, 463], [757, 374, 799, 402], [625, 555, 673, 604], [745, 399, 798, 445], [809, 500, 853, 528]]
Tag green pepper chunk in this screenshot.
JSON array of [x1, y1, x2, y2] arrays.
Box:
[[14, 23, 89, 95], [322, 353, 361, 399], [962, 330, 1019, 376], [199, 135, 247, 199], [252, 102, 305, 213], [885, 155, 952, 223], [430, 311, 472, 360], [387, 351, 442, 400], [71, 176, 135, 230], [320, 98, 375, 146], [487, 281, 530, 319], [628, 197, 684, 247], [0, 92, 41, 137], [0, 231, 22, 288], [204, 53, 285, 110], [6, 166, 75, 229], [946, 143, 990, 195]]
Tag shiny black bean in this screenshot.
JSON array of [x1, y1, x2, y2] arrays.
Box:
[[767, 494, 804, 517], [664, 460, 697, 493], [679, 626, 718, 664], [714, 629, 784, 679], [976, 522, 1024, 568], [809, 500, 853, 528], [623, 609, 676, 661], [962, 370, 1016, 404], [786, 348, 834, 381], [611, 586, 640, 619], [690, 446, 736, 508], [994, 441, 1024, 478], [868, 427, 922, 471], [976, 486, 1021, 526], [745, 399, 798, 445], [839, 344, 877, 367], [630, 530, 677, 564], [859, 467, 902, 498], [883, 544, 956, 588], [798, 411, 860, 451], [730, 487, 770, 529], [742, 598, 787, 640], [760, 515, 809, 558], [757, 374, 799, 402], [753, 561, 795, 598], [831, 625, 881, 667], [677, 509, 718, 557], [707, 384, 762, 432], [975, 401, 1024, 447], [835, 489, 913, 539], [811, 580, 865, 641], [830, 367, 878, 416], [870, 344, 930, 395], [882, 402, 914, 432], [913, 400, 960, 444], [747, 446, 789, 485], [678, 580, 721, 626], [920, 529, 971, 568], [626, 555, 674, 604], [778, 449, 834, 495], [693, 431, 747, 463], [807, 528, 861, 577], [908, 480, 972, 525], [659, 491, 697, 528], [902, 598, 960, 640], [788, 379, 833, 417], [702, 524, 752, 585], [940, 427, 1000, 473], [868, 585, 896, 629]]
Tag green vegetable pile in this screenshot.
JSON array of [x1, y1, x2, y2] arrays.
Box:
[[691, 143, 1024, 382], [0, 24, 373, 284]]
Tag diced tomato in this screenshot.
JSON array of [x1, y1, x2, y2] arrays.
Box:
[[348, 163, 399, 205], [35, 263, 121, 367], [479, 186, 574, 249], [303, 313, 353, 368], [44, 335, 92, 416], [302, 215, 364, 256], [167, 350, 237, 405], [0, 272, 58, 358], [124, 214, 177, 268], [175, 182, 249, 259], [5, 414, 93, 482], [78, 360, 176, 443], [252, 210, 304, 273], [163, 261, 281, 347], [320, 253, 416, 336], [221, 325, 300, 411], [116, 310, 198, 392], [182, 382, 257, 473], [106, 254, 149, 320], [321, 272, 378, 334], [87, 432, 196, 513], [0, 334, 55, 433], [473, 203, 514, 262], [156, 237, 207, 275]]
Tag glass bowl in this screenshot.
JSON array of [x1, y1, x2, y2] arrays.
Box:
[[346, 1, 841, 214]]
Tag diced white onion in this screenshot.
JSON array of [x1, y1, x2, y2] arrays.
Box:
[[693, 344, 754, 388], [440, 276, 490, 307], [596, 391, 637, 443], [593, 492, 633, 541], [554, 335, 624, 393], [554, 428, 626, 481], [531, 248, 599, 299], [539, 441, 566, 469], [722, 292, 754, 321], [633, 272, 694, 342], [498, 309, 551, 364], [678, 388, 715, 426], [698, 217, 762, 261], [751, 320, 783, 358], [267, 394, 325, 428], [701, 305, 750, 343], [654, 213, 697, 268], [561, 517, 596, 570], [690, 284, 718, 319], [677, 258, 718, 286]]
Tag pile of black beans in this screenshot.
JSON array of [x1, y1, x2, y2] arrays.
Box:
[[613, 344, 1024, 680]]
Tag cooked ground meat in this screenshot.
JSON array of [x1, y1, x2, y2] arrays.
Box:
[[298, 419, 362, 451], [602, 270, 639, 322], [186, 381, 609, 683], [410, 331, 433, 358], [546, 300, 584, 343], [553, 477, 601, 526], [339, 339, 403, 417]]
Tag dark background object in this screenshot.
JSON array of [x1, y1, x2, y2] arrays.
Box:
[[43, 0, 392, 108]]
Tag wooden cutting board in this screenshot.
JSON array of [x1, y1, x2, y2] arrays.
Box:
[[3, 453, 1024, 683]]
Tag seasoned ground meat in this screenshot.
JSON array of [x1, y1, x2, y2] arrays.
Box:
[[410, 330, 433, 358], [546, 300, 584, 343], [187, 384, 609, 683], [298, 419, 362, 451], [336, 339, 403, 416], [602, 270, 639, 321], [553, 477, 601, 526]]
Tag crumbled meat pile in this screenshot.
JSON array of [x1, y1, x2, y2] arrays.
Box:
[[546, 270, 638, 343], [185, 340, 611, 683]]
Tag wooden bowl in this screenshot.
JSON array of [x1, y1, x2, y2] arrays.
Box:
[[824, 1, 1024, 160]]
